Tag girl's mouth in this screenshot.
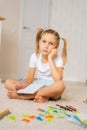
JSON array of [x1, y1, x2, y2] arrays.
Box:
[[42, 49, 48, 52]]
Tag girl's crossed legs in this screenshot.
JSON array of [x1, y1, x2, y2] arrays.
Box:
[[5, 79, 65, 103], [4, 79, 36, 100], [34, 81, 65, 102]]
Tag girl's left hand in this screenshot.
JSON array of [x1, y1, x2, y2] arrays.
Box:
[[48, 49, 58, 60]]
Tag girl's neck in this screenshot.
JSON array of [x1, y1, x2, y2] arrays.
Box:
[[41, 54, 48, 63]]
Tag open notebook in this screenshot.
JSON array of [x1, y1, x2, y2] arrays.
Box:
[[17, 83, 45, 94]]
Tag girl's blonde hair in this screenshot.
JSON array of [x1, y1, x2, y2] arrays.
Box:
[[35, 28, 67, 64]]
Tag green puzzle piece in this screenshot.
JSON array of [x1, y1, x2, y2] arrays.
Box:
[[8, 115, 16, 120]]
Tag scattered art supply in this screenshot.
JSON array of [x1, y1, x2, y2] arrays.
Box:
[[56, 104, 77, 112], [37, 108, 46, 112], [75, 113, 87, 125], [21, 118, 30, 123], [45, 114, 55, 122], [66, 105, 77, 111], [83, 99, 87, 103], [29, 115, 36, 119], [45, 115, 54, 118], [3, 105, 86, 128], [21, 114, 30, 118], [0, 109, 11, 119], [56, 104, 73, 111], [21, 114, 35, 123], [8, 115, 16, 120], [36, 116, 43, 121], [65, 113, 71, 117], [67, 114, 87, 128], [46, 117, 55, 122], [37, 108, 43, 111], [56, 114, 65, 118]]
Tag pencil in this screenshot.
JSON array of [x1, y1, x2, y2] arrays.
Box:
[[56, 104, 73, 112]]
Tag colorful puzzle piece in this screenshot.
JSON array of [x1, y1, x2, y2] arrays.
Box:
[[8, 115, 16, 120]]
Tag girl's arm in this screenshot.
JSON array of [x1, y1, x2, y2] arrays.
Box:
[[48, 49, 63, 82], [16, 68, 36, 90], [25, 67, 36, 85]]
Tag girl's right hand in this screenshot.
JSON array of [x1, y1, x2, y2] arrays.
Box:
[[15, 81, 26, 90]]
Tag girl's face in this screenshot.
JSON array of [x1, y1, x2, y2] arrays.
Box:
[[39, 33, 58, 55]]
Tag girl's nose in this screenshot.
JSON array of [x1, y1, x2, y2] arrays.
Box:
[[44, 43, 48, 48]]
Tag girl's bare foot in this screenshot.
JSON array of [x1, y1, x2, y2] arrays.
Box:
[[8, 90, 24, 99], [34, 95, 49, 103]]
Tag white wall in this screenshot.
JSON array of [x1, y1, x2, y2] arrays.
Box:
[[0, 0, 87, 82], [50, 0, 87, 82], [0, 0, 20, 80]]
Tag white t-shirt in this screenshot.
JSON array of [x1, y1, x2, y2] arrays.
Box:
[[29, 53, 64, 81]]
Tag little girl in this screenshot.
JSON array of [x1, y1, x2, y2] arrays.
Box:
[[5, 28, 67, 103]]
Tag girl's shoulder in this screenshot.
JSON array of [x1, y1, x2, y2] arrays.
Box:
[[30, 52, 40, 60], [29, 52, 40, 67]]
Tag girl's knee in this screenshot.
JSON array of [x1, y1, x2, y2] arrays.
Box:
[[51, 81, 65, 100], [4, 79, 13, 90], [61, 82, 66, 91], [4, 79, 10, 88], [55, 81, 66, 92]]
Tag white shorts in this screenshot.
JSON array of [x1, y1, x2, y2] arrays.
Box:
[[33, 78, 54, 86]]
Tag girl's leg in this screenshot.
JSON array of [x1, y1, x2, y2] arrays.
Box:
[[5, 79, 36, 100], [4, 79, 19, 91], [7, 90, 36, 100], [35, 80, 65, 102]]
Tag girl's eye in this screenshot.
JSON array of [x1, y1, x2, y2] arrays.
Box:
[[49, 42, 54, 45], [42, 40, 46, 43]]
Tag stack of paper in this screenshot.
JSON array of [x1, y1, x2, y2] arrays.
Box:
[[76, 113, 87, 125], [67, 113, 87, 128], [17, 83, 45, 94]]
